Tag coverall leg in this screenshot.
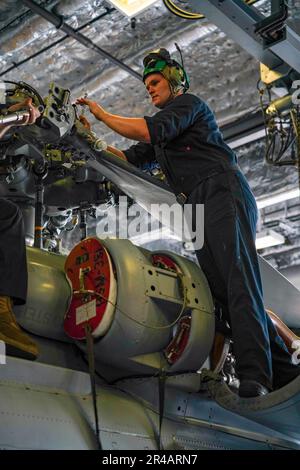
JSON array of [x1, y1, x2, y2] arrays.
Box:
[[0, 198, 39, 359], [0, 198, 27, 304], [189, 169, 299, 390]]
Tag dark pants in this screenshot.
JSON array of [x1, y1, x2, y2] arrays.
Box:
[[0, 198, 27, 304], [188, 170, 299, 390]]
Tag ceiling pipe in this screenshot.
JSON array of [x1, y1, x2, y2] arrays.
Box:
[[263, 242, 300, 258], [0, 0, 58, 37], [21, 0, 143, 81], [0, 7, 115, 77]]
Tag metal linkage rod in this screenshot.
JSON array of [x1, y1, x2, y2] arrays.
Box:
[[0, 111, 30, 125]]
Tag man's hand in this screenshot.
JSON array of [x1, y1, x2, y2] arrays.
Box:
[[76, 96, 150, 143], [79, 115, 91, 130], [0, 98, 41, 139], [7, 97, 41, 125], [74, 117, 107, 152], [76, 97, 105, 121], [74, 117, 93, 139]]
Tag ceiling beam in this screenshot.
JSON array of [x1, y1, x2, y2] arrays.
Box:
[[22, 0, 142, 81], [190, 0, 300, 75]]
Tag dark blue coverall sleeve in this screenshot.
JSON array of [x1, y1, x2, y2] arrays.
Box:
[[144, 94, 204, 145], [123, 141, 156, 167]]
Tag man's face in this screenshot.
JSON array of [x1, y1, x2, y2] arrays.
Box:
[[145, 73, 172, 108]]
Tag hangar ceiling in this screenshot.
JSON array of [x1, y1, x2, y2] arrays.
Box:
[[1, 0, 300, 271]]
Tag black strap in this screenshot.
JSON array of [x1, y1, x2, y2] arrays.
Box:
[[85, 323, 102, 450], [158, 369, 166, 451], [154, 143, 177, 193]]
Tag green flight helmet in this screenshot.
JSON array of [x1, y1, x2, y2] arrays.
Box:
[[143, 48, 190, 94]]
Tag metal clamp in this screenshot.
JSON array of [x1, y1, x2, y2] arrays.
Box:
[[176, 192, 187, 205]]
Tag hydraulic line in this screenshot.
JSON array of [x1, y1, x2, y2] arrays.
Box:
[[162, 0, 260, 20], [162, 0, 204, 19]]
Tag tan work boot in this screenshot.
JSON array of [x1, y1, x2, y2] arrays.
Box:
[[0, 296, 39, 360]]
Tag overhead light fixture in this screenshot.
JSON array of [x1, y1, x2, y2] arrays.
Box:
[[131, 227, 285, 250], [107, 0, 159, 17], [256, 188, 300, 209], [228, 129, 266, 150], [256, 229, 285, 250]]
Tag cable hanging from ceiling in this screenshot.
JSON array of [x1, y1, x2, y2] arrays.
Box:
[[257, 78, 300, 169], [162, 0, 259, 20]]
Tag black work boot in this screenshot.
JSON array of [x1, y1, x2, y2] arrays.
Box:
[[239, 380, 269, 398], [0, 296, 39, 360]]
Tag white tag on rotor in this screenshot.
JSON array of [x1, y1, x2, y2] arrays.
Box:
[[76, 299, 97, 325]]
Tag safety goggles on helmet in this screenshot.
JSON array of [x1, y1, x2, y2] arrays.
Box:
[[143, 48, 172, 69], [143, 59, 168, 80], [143, 48, 172, 81]]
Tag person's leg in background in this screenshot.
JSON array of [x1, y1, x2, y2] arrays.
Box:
[[266, 315, 300, 389], [0, 198, 38, 360], [234, 171, 300, 389], [190, 172, 272, 396]]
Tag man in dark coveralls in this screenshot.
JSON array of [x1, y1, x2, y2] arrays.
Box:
[[0, 98, 40, 360], [77, 48, 300, 397]]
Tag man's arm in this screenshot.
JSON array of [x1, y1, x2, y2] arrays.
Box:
[[0, 98, 40, 139], [76, 115, 154, 165], [100, 113, 150, 143], [76, 98, 151, 143], [107, 145, 128, 161], [76, 116, 128, 161]]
